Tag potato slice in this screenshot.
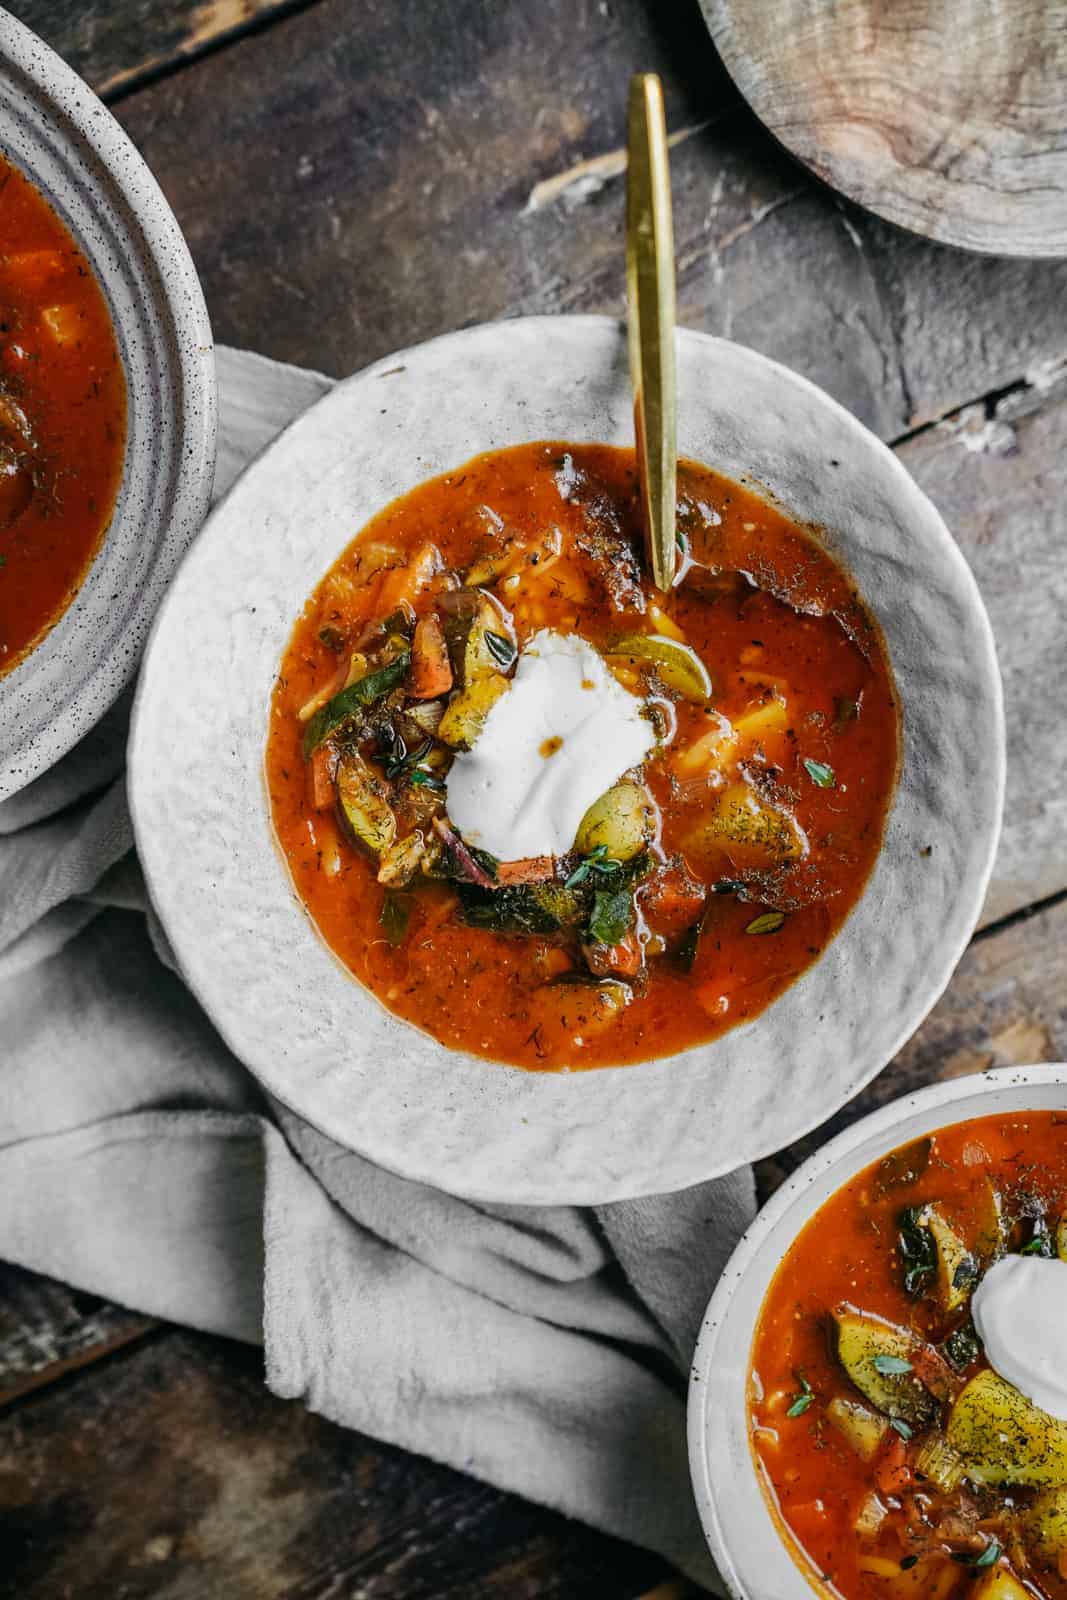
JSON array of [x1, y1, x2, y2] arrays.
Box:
[[438, 672, 510, 747], [827, 1396, 887, 1462], [686, 781, 805, 871]]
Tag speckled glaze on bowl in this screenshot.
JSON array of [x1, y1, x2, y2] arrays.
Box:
[[128, 315, 1003, 1205], [688, 1064, 1067, 1599], [0, 9, 216, 799]]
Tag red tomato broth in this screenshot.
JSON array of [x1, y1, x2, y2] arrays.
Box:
[[0, 153, 126, 672], [266, 442, 899, 1070], [749, 1111, 1067, 1600]]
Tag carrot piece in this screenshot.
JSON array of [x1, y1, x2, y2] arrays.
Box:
[[640, 862, 706, 937], [583, 931, 643, 979], [873, 1433, 912, 1496], [409, 613, 453, 699], [309, 745, 335, 811], [496, 856, 555, 885]]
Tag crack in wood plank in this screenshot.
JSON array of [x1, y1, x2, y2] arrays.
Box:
[[524, 120, 713, 214]]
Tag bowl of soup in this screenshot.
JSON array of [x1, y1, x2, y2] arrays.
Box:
[[0, 11, 215, 799], [689, 1065, 1067, 1599], [129, 314, 1002, 1203]]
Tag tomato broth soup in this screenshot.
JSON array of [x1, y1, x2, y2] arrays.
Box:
[[750, 1111, 1067, 1600], [0, 153, 126, 673], [266, 442, 899, 1070]]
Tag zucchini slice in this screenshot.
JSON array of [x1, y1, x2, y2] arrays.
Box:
[[335, 752, 396, 858], [826, 1396, 887, 1462], [832, 1309, 938, 1427], [947, 1369, 1067, 1488]]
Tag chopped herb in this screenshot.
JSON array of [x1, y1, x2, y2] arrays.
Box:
[[941, 1322, 981, 1372], [834, 696, 860, 728], [408, 768, 445, 790], [565, 844, 622, 889], [675, 916, 703, 972], [952, 1542, 1001, 1568], [952, 1257, 979, 1292], [745, 911, 785, 935], [900, 1556, 918, 1572], [1021, 1216, 1055, 1257], [803, 757, 836, 788], [898, 1206, 938, 1296], [485, 630, 517, 670], [871, 1354, 913, 1375], [385, 736, 433, 780], [890, 1418, 913, 1439], [588, 886, 635, 946], [379, 890, 410, 948], [786, 1372, 813, 1417], [713, 878, 747, 897], [303, 651, 411, 756]]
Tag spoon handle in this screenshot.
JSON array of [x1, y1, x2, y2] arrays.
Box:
[[626, 72, 677, 593]]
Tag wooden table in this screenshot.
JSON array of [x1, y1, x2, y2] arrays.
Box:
[[3, 3, 1066, 1595]]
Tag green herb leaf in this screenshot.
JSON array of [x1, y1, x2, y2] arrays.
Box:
[[0, 554, 7, 569], [900, 1556, 918, 1572], [408, 768, 445, 790], [565, 844, 622, 889], [898, 1206, 938, 1297], [675, 916, 703, 972], [941, 1322, 981, 1372], [803, 757, 836, 788], [303, 651, 411, 756], [745, 911, 785, 935], [1021, 1217, 1055, 1257], [713, 878, 747, 897], [484, 630, 517, 670], [872, 1354, 913, 1375], [890, 1418, 913, 1439], [974, 1543, 1001, 1570], [587, 886, 635, 946], [379, 890, 410, 948], [953, 1542, 1002, 1569], [786, 1393, 813, 1418]]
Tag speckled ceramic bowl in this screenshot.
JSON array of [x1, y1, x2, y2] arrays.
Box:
[[0, 9, 216, 799], [688, 1064, 1067, 1599], [129, 315, 1003, 1204]]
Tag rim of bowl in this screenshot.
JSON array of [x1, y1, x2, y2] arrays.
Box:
[[687, 1062, 1067, 1599], [0, 9, 216, 798], [130, 313, 1003, 1204]]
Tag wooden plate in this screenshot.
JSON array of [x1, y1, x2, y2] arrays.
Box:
[[700, 0, 1067, 257]]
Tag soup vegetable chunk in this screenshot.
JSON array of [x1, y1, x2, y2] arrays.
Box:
[[749, 1112, 1067, 1600], [267, 442, 898, 1069], [0, 153, 126, 673]]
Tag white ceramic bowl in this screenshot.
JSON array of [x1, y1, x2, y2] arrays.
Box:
[[688, 1063, 1067, 1599], [129, 315, 1002, 1205], [0, 9, 216, 799]]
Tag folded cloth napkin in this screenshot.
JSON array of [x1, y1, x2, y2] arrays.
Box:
[[0, 347, 756, 1590]]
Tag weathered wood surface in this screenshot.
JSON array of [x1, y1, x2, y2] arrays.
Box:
[[757, 889, 1067, 1200], [899, 365, 1067, 926], [700, 0, 1067, 257], [17, 0, 1057, 439], [0, 1262, 153, 1407], [0, 1331, 674, 1600], [8, 0, 307, 99]]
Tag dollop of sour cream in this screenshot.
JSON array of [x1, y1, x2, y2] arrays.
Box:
[[445, 629, 654, 860], [972, 1253, 1067, 1421]]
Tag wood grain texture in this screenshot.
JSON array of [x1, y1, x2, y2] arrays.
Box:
[[757, 890, 1067, 1201], [899, 363, 1067, 925], [0, 1331, 671, 1600], [94, 0, 1067, 438], [701, 0, 1067, 256], [7, 0, 309, 99], [0, 1263, 153, 1407]]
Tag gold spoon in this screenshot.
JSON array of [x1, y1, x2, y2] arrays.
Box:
[[626, 72, 677, 593]]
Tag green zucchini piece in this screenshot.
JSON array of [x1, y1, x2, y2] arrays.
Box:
[[303, 651, 410, 756], [335, 751, 396, 857], [438, 672, 509, 747], [948, 1369, 1067, 1488], [832, 1310, 938, 1427], [607, 633, 712, 701], [918, 1205, 978, 1312], [457, 880, 583, 935], [575, 782, 656, 861]]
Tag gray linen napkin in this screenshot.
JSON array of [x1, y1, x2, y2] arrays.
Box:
[[0, 347, 755, 1590]]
